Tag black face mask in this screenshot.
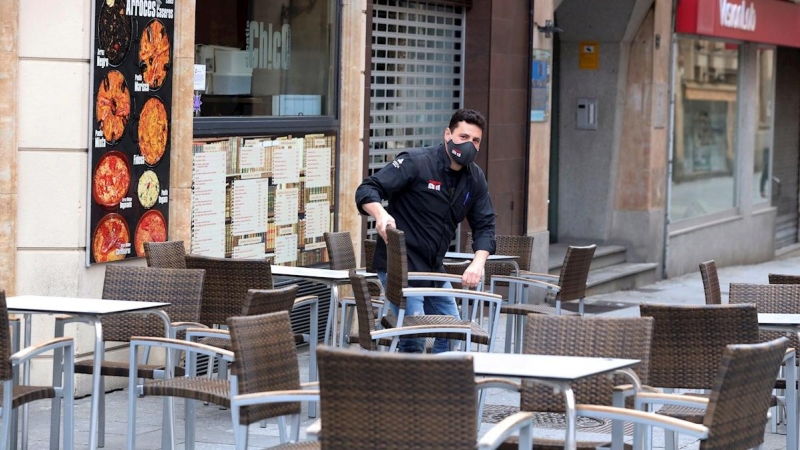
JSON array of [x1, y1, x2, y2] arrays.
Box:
[[447, 139, 478, 167]]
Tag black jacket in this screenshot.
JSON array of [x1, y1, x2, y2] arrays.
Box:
[[355, 144, 496, 274]]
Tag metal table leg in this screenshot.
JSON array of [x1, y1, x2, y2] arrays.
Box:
[[561, 384, 577, 450], [788, 347, 798, 450]]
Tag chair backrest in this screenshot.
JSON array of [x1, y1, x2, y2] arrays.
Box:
[[556, 245, 596, 301], [639, 303, 759, 389], [241, 285, 298, 317], [144, 240, 187, 269], [701, 338, 788, 450], [442, 260, 471, 290], [101, 266, 205, 342], [768, 273, 800, 284], [363, 239, 377, 273], [185, 255, 273, 327], [699, 260, 721, 304], [324, 231, 357, 270], [227, 311, 301, 425], [520, 315, 653, 412], [316, 346, 477, 450], [729, 283, 800, 357], [0, 292, 12, 382], [385, 227, 408, 310], [466, 233, 534, 282], [349, 269, 378, 351]]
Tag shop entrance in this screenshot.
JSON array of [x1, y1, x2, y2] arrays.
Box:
[[773, 47, 800, 249]]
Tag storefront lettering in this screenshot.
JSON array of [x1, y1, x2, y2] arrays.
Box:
[[134, 74, 150, 92], [159, 189, 169, 204], [247, 21, 291, 70], [120, 197, 133, 209], [126, 0, 173, 19], [720, 0, 756, 32], [94, 130, 106, 148], [133, 155, 145, 165], [96, 50, 109, 68]]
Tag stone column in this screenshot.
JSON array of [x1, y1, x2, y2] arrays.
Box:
[[339, 0, 367, 259], [0, 0, 18, 295]]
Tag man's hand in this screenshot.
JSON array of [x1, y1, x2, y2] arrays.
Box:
[[462, 250, 489, 289], [362, 202, 396, 244]]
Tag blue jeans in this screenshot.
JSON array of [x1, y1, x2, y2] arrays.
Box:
[[378, 271, 461, 353]]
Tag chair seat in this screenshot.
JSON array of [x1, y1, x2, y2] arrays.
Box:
[[268, 442, 320, 450], [501, 303, 580, 316], [1, 385, 56, 410], [381, 314, 489, 345], [655, 392, 711, 424], [74, 360, 185, 378], [142, 376, 230, 408]]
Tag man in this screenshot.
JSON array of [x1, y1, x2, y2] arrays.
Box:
[[355, 108, 497, 353]]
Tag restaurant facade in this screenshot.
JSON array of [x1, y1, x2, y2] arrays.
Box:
[[1, 0, 800, 390]]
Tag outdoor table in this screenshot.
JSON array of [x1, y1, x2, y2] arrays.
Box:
[[7, 295, 171, 450], [455, 351, 641, 450], [759, 313, 800, 450]]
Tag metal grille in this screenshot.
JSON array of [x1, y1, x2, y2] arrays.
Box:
[[367, 0, 465, 240]]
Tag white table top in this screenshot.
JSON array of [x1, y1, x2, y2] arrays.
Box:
[[445, 252, 519, 261], [453, 352, 639, 382], [758, 313, 800, 327], [271, 266, 376, 281], [7, 295, 170, 316]]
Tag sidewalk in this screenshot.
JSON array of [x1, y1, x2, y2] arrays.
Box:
[[20, 255, 800, 449]]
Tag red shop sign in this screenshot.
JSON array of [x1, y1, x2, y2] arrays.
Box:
[[676, 0, 800, 48]]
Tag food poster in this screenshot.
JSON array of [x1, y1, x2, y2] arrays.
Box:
[[87, 0, 175, 264]]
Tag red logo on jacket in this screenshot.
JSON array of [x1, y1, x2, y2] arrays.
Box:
[[427, 180, 441, 191]]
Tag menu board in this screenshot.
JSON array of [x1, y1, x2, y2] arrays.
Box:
[[191, 132, 336, 266], [86, 0, 175, 265]]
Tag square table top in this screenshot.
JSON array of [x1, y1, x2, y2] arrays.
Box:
[[758, 313, 800, 327], [451, 352, 639, 382], [7, 295, 170, 316], [445, 252, 519, 261]]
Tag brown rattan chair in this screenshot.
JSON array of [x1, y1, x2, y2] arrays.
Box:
[[127, 311, 318, 449], [698, 260, 721, 304], [768, 273, 800, 284], [277, 346, 535, 450], [382, 227, 503, 353], [575, 337, 789, 450], [52, 266, 205, 447], [185, 254, 274, 328], [465, 232, 534, 281], [0, 291, 75, 449], [324, 232, 384, 346], [492, 314, 653, 450], [144, 240, 187, 269], [729, 283, 800, 358], [639, 303, 762, 450]]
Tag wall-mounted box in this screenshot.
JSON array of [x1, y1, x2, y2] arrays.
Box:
[[577, 98, 598, 130]]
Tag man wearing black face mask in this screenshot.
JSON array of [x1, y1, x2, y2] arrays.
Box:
[[355, 109, 497, 353]]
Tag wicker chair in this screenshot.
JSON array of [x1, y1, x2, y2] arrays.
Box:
[[465, 232, 534, 281], [382, 227, 504, 352], [51, 266, 205, 448], [363, 238, 377, 272], [0, 291, 75, 450], [144, 240, 187, 269], [768, 273, 800, 284], [575, 337, 789, 450], [639, 303, 762, 450], [698, 261, 721, 304], [185, 254, 274, 328], [492, 314, 653, 450], [272, 346, 535, 450], [492, 245, 596, 353], [127, 311, 318, 450], [729, 283, 800, 357], [323, 232, 384, 346]]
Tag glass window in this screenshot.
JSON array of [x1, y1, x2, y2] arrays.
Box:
[[194, 0, 337, 117], [753, 47, 775, 203], [671, 39, 739, 222]]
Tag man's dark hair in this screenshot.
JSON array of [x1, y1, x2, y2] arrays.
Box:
[[448, 109, 486, 133]]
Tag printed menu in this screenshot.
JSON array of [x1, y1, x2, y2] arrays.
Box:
[[87, 0, 175, 264]]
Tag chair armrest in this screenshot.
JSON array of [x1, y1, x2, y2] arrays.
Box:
[[300, 382, 319, 390], [634, 392, 710, 409], [575, 404, 709, 439], [489, 275, 561, 293], [130, 336, 234, 362], [294, 295, 319, 309], [408, 272, 464, 283], [517, 271, 558, 281], [476, 378, 521, 393], [171, 322, 208, 332], [477, 411, 535, 450], [371, 324, 472, 341], [613, 384, 660, 397], [230, 390, 319, 408], [12, 337, 74, 365], [185, 328, 230, 342], [402, 288, 502, 307]]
